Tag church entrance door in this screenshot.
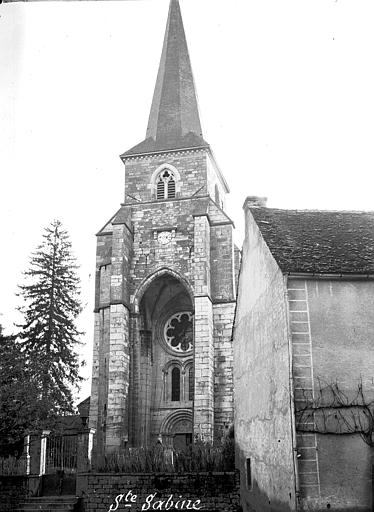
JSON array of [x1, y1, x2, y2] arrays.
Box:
[[173, 433, 192, 451]]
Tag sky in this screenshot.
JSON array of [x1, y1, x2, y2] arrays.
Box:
[[1, 0, 374, 402]]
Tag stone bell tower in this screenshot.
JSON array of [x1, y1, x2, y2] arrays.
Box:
[[89, 0, 238, 455]]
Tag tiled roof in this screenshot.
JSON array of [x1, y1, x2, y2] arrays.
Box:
[[112, 206, 132, 226], [250, 207, 374, 274], [121, 133, 209, 158], [77, 396, 90, 418]]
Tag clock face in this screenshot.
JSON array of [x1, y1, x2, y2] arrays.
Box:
[[158, 231, 172, 245]]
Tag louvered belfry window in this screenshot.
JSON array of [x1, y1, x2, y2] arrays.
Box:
[[156, 170, 176, 199], [157, 180, 165, 200]]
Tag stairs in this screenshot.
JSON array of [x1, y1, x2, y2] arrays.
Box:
[[15, 496, 79, 512]]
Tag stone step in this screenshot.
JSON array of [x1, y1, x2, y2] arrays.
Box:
[[15, 495, 78, 512], [15, 509, 75, 512], [21, 496, 77, 502]]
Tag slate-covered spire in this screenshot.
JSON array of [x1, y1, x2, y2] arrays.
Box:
[[122, 0, 208, 157]]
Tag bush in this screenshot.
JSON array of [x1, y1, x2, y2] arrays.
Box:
[[0, 456, 27, 476], [96, 438, 235, 474]]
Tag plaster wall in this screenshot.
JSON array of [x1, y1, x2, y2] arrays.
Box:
[[234, 208, 296, 512], [295, 279, 374, 511]]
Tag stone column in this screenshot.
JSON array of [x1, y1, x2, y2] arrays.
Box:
[[29, 434, 41, 476], [39, 430, 50, 476], [27, 432, 47, 496], [193, 215, 214, 441], [76, 427, 96, 495]]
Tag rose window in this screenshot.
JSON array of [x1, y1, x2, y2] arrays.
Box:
[[164, 312, 193, 353]]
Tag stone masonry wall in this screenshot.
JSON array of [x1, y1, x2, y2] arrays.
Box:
[[106, 304, 130, 452], [213, 302, 235, 439], [210, 224, 235, 301], [124, 151, 208, 203], [82, 472, 240, 512], [193, 214, 214, 441], [0, 476, 29, 512], [129, 199, 196, 298], [89, 308, 110, 455], [90, 142, 235, 454]]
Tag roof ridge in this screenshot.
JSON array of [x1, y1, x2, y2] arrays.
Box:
[[249, 207, 374, 214]]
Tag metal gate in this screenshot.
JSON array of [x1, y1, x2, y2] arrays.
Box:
[[42, 434, 77, 496]]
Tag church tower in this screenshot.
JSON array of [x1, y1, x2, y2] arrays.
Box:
[[89, 0, 238, 455]]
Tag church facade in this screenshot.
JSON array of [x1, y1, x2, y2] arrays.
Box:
[[89, 0, 239, 455]]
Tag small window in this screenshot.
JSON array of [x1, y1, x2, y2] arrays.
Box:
[[171, 367, 181, 401], [246, 458, 252, 489], [156, 170, 176, 200]]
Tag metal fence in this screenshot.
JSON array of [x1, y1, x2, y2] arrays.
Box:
[[45, 434, 77, 474]]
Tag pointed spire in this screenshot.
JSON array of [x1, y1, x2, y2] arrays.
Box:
[[147, 0, 203, 143], [122, 0, 208, 157]]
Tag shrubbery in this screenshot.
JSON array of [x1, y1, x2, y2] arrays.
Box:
[[96, 437, 235, 473]]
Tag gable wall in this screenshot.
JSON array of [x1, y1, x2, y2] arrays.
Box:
[[234, 207, 296, 512]]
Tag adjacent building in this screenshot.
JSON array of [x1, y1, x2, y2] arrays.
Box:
[[89, 0, 238, 456], [234, 196, 374, 512]]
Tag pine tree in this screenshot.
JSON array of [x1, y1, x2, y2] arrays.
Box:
[[17, 220, 83, 416]]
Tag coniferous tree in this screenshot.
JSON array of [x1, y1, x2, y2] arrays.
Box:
[[17, 220, 83, 416]]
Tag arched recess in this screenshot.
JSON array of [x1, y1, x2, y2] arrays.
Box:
[[161, 409, 193, 436], [132, 267, 194, 313], [160, 409, 193, 449], [132, 269, 194, 447], [162, 359, 184, 373]]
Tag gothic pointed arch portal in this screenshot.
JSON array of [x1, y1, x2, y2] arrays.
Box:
[[132, 268, 194, 314], [130, 272, 194, 447]]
